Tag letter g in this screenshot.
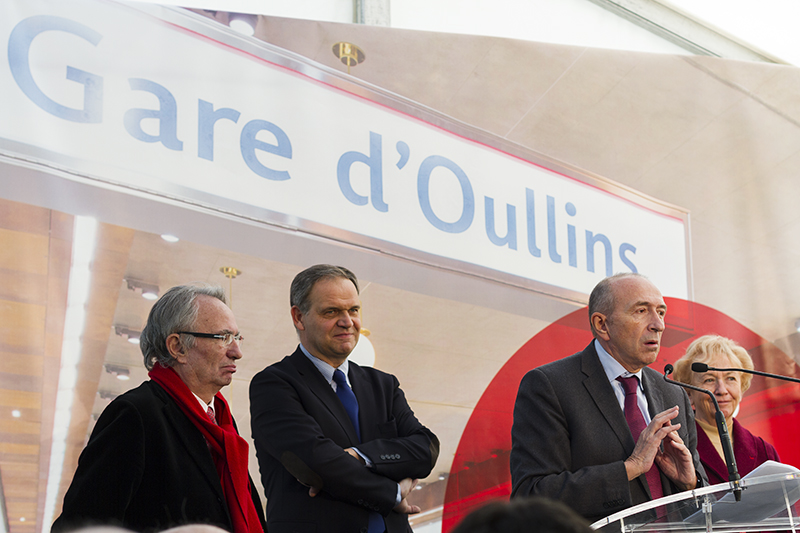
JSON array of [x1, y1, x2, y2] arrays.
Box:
[[8, 16, 103, 123]]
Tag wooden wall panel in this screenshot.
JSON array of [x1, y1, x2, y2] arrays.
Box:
[[0, 198, 133, 533]]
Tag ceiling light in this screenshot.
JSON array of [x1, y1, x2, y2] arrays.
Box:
[[115, 326, 142, 344], [11, 410, 20, 418], [228, 13, 257, 36], [105, 364, 131, 381], [220, 266, 241, 308], [98, 390, 118, 401], [125, 278, 160, 301], [332, 42, 365, 74], [160, 234, 179, 243]]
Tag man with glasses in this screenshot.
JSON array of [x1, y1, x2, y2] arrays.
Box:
[[53, 284, 266, 533], [250, 264, 439, 533]]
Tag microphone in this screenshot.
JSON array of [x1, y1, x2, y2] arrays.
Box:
[[691, 362, 800, 384], [663, 364, 741, 501]]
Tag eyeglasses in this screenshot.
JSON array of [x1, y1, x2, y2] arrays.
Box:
[[177, 331, 244, 346]]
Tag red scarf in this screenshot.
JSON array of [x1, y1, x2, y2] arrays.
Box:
[[149, 364, 262, 533]]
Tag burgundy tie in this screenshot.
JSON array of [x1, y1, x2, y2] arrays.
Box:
[[203, 406, 217, 453], [617, 376, 664, 500]]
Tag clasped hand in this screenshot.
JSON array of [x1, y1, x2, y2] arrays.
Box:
[[624, 406, 696, 490]]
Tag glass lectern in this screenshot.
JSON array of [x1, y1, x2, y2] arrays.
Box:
[[592, 466, 800, 533]]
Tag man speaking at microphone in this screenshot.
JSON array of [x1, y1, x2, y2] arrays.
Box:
[[510, 273, 706, 522]]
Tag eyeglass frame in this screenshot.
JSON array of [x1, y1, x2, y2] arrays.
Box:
[[177, 331, 244, 346]]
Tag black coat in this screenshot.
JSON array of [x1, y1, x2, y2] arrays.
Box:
[[52, 380, 266, 533], [250, 348, 438, 533]]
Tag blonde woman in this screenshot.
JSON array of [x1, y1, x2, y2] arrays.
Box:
[[674, 335, 779, 484]]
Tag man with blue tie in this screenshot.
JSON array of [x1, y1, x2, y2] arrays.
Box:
[[250, 264, 439, 533], [510, 273, 707, 523]]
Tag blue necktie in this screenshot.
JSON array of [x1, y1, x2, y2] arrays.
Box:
[[333, 369, 384, 532], [333, 369, 361, 442]]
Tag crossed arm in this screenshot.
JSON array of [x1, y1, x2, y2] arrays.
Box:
[[250, 367, 438, 516]]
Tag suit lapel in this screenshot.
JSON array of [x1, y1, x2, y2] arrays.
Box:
[[288, 349, 361, 444], [348, 362, 376, 442], [154, 386, 227, 505], [641, 368, 665, 418], [580, 343, 633, 451]]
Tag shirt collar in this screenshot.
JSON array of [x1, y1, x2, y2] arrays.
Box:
[[191, 391, 215, 414], [594, 339, 644, 389], [299, 343, 350, 386]]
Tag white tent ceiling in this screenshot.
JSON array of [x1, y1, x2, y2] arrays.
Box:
[[127, 0, 800, 65]]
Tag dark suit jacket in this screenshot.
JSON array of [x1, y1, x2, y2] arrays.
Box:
[[696, 418, 780, 485], [249, 348, 439, 533], [52, 380, 266, 533], [510, 342, 707, 523]]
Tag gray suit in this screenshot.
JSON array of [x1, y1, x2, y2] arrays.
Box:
[[510, 342, 706, 523]]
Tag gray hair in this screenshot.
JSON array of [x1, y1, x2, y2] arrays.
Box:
[[140, 284, 227, 370], [588, 272, 646, 337], [290, 264, 359, 314]]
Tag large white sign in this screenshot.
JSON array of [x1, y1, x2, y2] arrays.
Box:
[[1, 0, 689, 298]]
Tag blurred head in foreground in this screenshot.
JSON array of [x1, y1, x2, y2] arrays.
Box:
[[452, 497, 594, 533]]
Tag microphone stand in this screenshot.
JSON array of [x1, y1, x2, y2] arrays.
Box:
[[691, 362, 800, 384], [663, 364, 742, 501]]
